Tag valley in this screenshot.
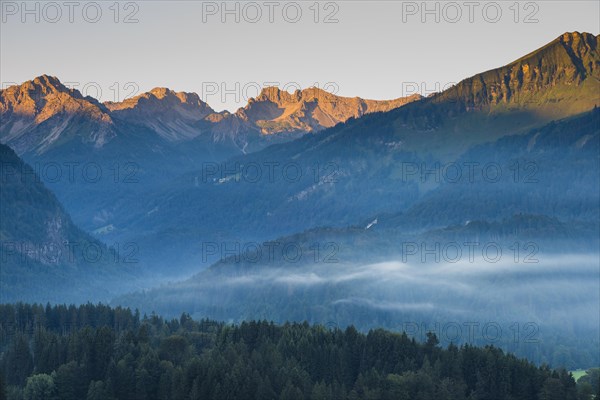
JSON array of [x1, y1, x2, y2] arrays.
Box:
[[1, 29, 599, 399]]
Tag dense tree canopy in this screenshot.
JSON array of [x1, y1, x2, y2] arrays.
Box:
[[0, 303, 596, 400]]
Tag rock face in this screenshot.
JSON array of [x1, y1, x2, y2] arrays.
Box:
[[0, 143, 93, 265], [0, 142, 139, 303], [0, 75, 114, 154], [434, 32, 599, 110], [1, 76, 420, 154], [2, 32, 596, 162], [105, 88, 215, 141], [234, 87, 422, 134]]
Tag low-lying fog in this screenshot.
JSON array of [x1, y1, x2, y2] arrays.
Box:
[[116, 252, 600, 368]]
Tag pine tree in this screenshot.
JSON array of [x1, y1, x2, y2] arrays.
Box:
[[0, 374, 7, 400], [5, 334, 34, 386]]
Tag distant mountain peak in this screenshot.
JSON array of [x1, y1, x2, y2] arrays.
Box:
[[145, 87, 204, 104], [255, 86, 292, 102], [106, 87, 211, 110], [104, 87, 215, 141], [0, 75, 114, 153], [1, 74, 108, 111], [149, 87, 172, 98], [2, 74, 79, 106], [29, 74, 72, 94], [253, 86, 334, 104], [240, 86, 422, 134]]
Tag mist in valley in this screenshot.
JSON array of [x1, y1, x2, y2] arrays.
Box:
[[115, 249, 600, 369]]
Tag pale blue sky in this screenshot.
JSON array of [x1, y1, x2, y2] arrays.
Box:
[[1, 1, 598, 111]]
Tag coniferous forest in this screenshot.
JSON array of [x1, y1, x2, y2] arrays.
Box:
[[0, 303, 598, 400], [1, 4, 599, 399]]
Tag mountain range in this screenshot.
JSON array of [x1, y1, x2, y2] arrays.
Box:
[[1, 75, 420, 155], [1, 31, 599, 369], [96, 32, 599, 270], [1, 31, 598, 287], [0, 74, 421, 230]]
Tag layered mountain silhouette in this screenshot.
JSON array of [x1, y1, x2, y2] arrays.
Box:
[[115, 107, 600, 367], [1, 31, 598, 378], [228, 86, 420, 135], [0, 76, 421, 230], [1, 31, 598, 272], [99, 32, 599, 272], [2, 32, 595, 160]]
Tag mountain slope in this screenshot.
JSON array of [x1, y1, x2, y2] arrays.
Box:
[[105, 87, 215, 141], [115, 32, 600, 272], [0, 75, 114, 154], [385, 31, 599, 156], [116, 210, 600, 368], [0, 143, 138, 303], [229, 86, 421, 135], [0, 75, 419, 155], [116, 107, 599, 276], [0, 77, 419, 230], [394, 108, 600, 228], [432, 31, 598, 111], [115, 110, 600, 366]]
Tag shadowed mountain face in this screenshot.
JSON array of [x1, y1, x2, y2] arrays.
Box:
[[113, 107, 600, 272], [0, 76, 419, 231], [114, 109, 600, 370], [102, 32, 599, 273], [0, 143, 88, 254], [0, 144, 138, 303]]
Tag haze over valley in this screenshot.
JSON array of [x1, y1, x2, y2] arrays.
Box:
[[0, 7, 599, 397]]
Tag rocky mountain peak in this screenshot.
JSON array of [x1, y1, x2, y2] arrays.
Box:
[[1, 74, 109, 113], [106, 87, 212, 112], [103, 88, 215, 141], [559, 31, 597, 52], [237, 86, 422, 134]]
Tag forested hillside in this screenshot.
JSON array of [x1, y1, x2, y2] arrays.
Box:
[[0, 303, 596, 400], [0, 144, 138, 303]]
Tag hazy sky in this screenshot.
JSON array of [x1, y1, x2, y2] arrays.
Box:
[[1, 0, 598, 111]]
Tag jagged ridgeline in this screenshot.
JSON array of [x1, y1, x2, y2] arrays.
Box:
[[0, 75, 421, 155], [431, 32, 598, 111], [0, 73, 421, 233], [350, 32, 600, 157], [0, 144, 137, 303]]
